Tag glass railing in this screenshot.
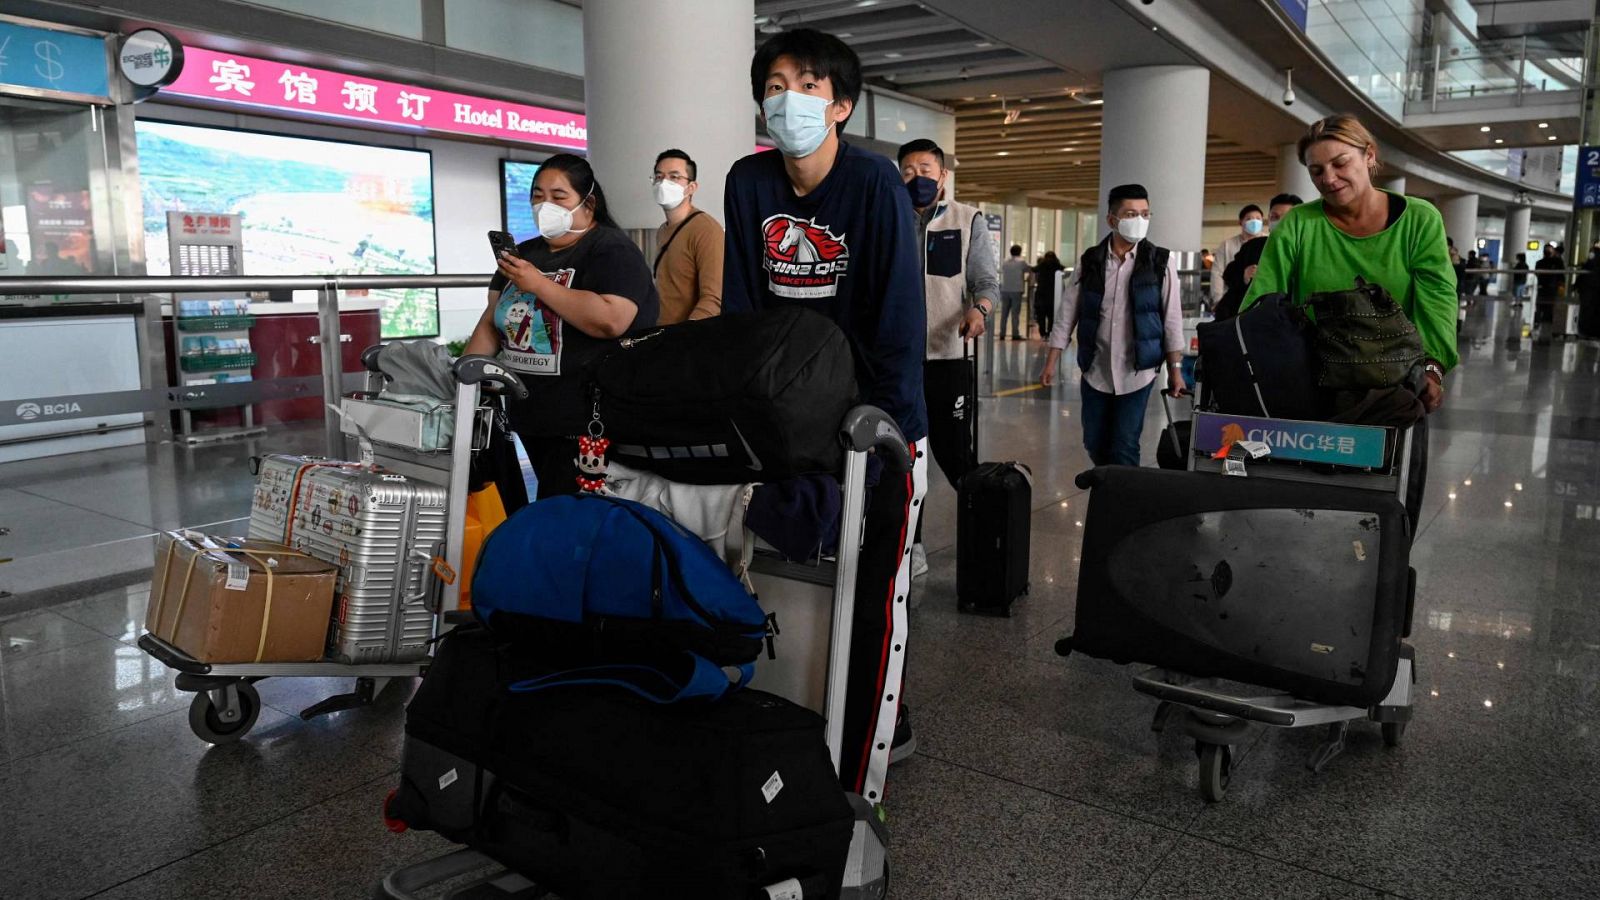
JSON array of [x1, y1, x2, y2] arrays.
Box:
[[1305, 0, 1426, 120], [1409, 29, 1589, 107]]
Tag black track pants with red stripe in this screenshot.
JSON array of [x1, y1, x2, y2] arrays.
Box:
[[840, 441, 927, 803]]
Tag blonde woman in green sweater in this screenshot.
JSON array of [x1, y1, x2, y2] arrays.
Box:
[[1242, 114, 1459, 413]]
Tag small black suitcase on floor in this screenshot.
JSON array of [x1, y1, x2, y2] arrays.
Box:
[[956, 342, 1032, 615], [1063, 466, 1411, 707], [388, 627, 855, 900]]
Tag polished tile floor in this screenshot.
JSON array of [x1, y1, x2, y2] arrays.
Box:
[[2, 302, 1598, 898]]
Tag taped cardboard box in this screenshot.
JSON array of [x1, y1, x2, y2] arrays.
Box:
[[146, 531, 338, 663]]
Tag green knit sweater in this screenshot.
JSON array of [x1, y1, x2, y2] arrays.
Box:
[[1240, 192, 1460, 371]]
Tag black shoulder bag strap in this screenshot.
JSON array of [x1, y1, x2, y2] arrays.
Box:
[[652, 210, 704, 277]]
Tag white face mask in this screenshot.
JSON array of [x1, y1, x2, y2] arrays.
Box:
[[534, 191, 591, 240], [653, 179, 687, 210], [1116, 215, 1149, 243]]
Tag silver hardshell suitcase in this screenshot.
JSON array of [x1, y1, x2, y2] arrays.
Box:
[[248, 454, 447, 664]]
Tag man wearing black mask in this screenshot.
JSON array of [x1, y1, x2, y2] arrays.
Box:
[[897, 138, 998, 577]]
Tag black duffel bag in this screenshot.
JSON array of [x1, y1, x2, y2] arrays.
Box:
[[390, 626, 856, 900], [1196, 292, 1322, 420], [525, 306, 859, 484]]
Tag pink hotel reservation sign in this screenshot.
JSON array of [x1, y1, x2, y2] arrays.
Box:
[[165, 47, 588, 150]]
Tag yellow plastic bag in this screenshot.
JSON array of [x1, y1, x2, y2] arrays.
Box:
[[458, 484, 508, 610]]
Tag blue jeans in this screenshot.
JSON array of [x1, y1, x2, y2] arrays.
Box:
[[1000, 291, 1024, 338], [1080, 380, 1154, 467]]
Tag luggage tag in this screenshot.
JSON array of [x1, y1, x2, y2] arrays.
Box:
[[1220, 440, 1270, 477]]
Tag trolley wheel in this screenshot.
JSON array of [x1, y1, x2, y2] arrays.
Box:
[[1381, 720, 1407, 747], [187, 681, 260, 744], [1196, 741, 1231, 803]]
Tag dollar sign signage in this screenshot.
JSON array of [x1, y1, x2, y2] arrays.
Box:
[[33, 39, 64, 86], [0, 21, 112, 101]]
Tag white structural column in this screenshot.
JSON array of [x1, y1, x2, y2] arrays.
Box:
[[1439, 194, 1481, 256], [1381, 175, 1408, 195], [1099, 66, 1209, 250], [1503, 203, 1532, 290], [1276, 143, 1319, 201], [582, 0, 754, 229]]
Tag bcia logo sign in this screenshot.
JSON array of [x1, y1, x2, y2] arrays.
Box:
[[15, 401, 82, 421]]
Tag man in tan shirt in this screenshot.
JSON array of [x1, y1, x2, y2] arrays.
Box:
[[652, 149, 723, 324]]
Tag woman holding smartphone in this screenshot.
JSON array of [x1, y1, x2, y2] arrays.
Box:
[[465, 153, 660, 498]]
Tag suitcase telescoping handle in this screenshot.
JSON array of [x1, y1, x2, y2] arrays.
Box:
[[839, 404, 912, 472], [967, 338, 979, 462], [1159, 389, 1185, 462]]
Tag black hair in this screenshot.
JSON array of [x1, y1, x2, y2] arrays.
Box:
[[751, 28, 862, 135], [655, 148, 696, 183], [1239, 204, 1263, 220], [1009, 244, 1023, 256], [533, 153, 619, 230], [897, 138, 945, 167], [1516, 252, 1527, 262], [1269, 193, 1304, 208], [1107, 183, 1148, 213]]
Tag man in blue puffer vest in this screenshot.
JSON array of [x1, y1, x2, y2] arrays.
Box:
[[1039, 183, 1187, 466]]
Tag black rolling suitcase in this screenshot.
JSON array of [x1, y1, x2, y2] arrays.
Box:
[[957, 341, 1032, 615], [1155, 390, 1191, 471], [1064, 466, 1412, 707], [388, 627, 855, 900]]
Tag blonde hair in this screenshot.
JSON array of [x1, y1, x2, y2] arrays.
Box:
[[1297, 114, 1381, 172]]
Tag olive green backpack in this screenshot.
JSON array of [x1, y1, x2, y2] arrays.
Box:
[[1305, 278, 1425, 391]]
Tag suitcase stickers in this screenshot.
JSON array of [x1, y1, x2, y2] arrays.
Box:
[[249, 455, 447, 664]]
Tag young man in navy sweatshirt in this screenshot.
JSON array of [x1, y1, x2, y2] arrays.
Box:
[[723, 28, 928, 805]]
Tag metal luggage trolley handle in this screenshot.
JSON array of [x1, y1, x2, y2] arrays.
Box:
[[136, 346, 527, 745], [1074, 401, 1428, 804]]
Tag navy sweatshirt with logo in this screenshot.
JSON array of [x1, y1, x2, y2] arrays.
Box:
[[723, 143, 928, 442]]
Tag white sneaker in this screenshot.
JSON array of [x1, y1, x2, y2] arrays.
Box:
[[911, 543, 930, 578]]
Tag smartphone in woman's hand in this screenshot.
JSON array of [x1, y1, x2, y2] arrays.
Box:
[[488, 230, 519, 261]]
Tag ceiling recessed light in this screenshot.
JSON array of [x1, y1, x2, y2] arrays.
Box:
[[1480, 126, 1491, 132], [989, 93, 998, 98], [1495, 138, 1504, 144], [854, 0, 878, 6], [996, 151, 1009, 156], [975, 41, 992, 48], [883, 51, 902, 59], [1152, 25, 1159, 31], [1549, 135, 1559, 141], [1538, 122, 1549, 128], [1091, 98, 1104, 105]]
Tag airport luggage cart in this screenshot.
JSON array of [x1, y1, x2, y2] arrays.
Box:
[[374, 404, 908, 900], [137, 348, 526, 744], [1104, 403, 1427, 804]]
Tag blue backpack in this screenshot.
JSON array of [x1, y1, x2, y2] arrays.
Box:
[[471, 494, 772, 702]]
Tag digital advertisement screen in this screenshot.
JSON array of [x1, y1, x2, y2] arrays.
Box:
[[135, 121, 440, 338], [501, 160, 541, 243]]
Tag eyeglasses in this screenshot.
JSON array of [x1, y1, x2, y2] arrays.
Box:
[[1116, 210, 1152, 220], [650, 173, 691, 185]]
